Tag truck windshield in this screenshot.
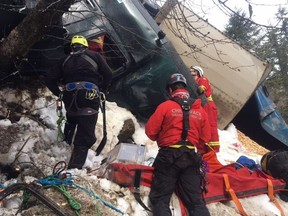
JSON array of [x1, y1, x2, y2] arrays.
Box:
[[96, 0, 159, 63]]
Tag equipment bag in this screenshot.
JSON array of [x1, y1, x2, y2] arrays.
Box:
[[261, 150, 288, 182], [261, 150, 288, 202]]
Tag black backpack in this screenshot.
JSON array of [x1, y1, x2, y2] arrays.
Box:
[[261, 150, 288, 182], [261, 150, 288, 202]]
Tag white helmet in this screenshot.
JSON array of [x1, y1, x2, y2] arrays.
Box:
[[191, 66, 204, 77]]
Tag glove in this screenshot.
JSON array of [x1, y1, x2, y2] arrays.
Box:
[[198, 85, 206, 94]]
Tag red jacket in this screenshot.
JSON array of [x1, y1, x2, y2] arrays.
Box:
[[196, 76, 220, 152], [145, 89, 211, 153], [196, 76, 212, 98]]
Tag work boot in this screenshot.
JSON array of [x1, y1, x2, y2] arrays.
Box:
[[67, 146, 89, 169]]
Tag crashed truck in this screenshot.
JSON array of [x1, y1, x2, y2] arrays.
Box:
[[1, 0, 288, 150], [1, 0, 288, 215]]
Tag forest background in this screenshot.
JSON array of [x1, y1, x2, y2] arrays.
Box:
[[221, 1, 288, 121]]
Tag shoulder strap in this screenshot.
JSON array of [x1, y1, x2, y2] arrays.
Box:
[[62, 54, 99, 72], [62, 55, 71, 69], [81, 54, 98, 72], [170, 97, 194, 141]]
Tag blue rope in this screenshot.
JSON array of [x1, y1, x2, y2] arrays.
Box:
[[0, 183, 4, 189], [73, 183, 124, 215], [35, 174, 73, 186], [35, 174, 124, 215]]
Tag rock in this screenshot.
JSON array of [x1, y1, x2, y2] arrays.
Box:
[[117, 119, 135, 143]]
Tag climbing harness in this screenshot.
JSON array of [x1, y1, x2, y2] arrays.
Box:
[[56, 93, 65, 141], [62, 54, 99, 74], [64, 82, 100, 116], [61, 51, 104, 117], [170, 97, 195, 146], [64, 81, 98, 92], [171, 97, 208, 193], [62, 52, 103, 85], [65, 81, 100, 102]]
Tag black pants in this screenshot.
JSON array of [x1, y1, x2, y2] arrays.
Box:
[[65, 113, 98, 169], [149, 147, 210, 216], [62, 89, 100, 169]]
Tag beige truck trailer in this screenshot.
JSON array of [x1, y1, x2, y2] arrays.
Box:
[[157, 3, 272, 129]]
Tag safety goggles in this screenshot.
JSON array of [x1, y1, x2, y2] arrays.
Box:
[[65, 82, 98, 91]]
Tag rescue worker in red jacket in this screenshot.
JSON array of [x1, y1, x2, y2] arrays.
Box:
[[190, 66, 220, 153], [145, 73, 211, 216], [45, 35, 113, 169]]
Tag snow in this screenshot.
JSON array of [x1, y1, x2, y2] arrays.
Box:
[[0, 87, 288, 216]]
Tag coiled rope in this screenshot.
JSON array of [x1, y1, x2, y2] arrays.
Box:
[[35, 169, 124, 215]]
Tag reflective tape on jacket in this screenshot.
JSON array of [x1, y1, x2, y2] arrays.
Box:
[[169, 144, 196, 150], [206, 141, 220, 146]]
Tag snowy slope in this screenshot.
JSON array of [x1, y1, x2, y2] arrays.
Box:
[[0, 87, 287, 216]]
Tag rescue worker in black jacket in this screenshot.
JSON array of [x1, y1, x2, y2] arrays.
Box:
[[45, 35, 113, 169]]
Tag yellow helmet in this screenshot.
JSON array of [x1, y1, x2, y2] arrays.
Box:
[[71, 35, 88, 47]]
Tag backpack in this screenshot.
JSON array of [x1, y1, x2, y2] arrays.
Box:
[[261, 150, 288, 202], [261, 150, 288, 182]]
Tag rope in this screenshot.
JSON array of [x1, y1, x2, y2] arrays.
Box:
[[73, 183, 125, 215], [57, 114, 66, 141], [17, 190, 31, 215], [53, 185, 81, 216], [35, 174, 74, 186], [34, 161, 124, 216], [35, 173, 80, 215]]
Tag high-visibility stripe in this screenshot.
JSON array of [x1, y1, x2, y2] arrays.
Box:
[[92, 37, 104, 44], [169, 145, 195, 150], [206, 141, 220, 146], [207, 95, 213, 101]]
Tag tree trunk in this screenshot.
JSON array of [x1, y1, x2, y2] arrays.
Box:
[[0, 0, 75, 77]]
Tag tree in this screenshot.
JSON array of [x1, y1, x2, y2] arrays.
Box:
[[224, 9, 261, 51], [262, 8, 288, 120], [0, 0, 75, 77], [224, 5, 288, 121]]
